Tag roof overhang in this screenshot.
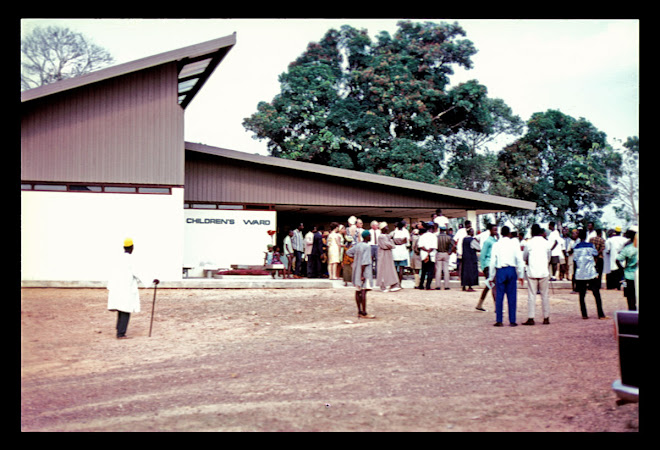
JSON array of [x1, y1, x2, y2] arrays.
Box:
[[185, 141, 537, 218], [21, 33, 236, 109]]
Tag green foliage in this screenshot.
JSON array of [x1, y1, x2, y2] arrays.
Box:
[[243, 22, 623, 224], [497, 110, 623, 223], [243, 20, 513, 184], [439, 143, 511, 195]]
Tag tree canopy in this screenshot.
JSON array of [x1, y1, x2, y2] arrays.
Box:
[[243, 21, 520, 184], [21, 25, 114, 91], [243, 20, 630, 225], [497, 109, 622, 223]]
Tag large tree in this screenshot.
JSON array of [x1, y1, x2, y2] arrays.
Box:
[[497, 109, 622, 224], [243, 21, 518, 184], [611, 136, 639, 226], [21, 25, 114, 91], [439, 96, 524, 193]]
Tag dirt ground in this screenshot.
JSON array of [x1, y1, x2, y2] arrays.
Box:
[[20, 284, 639, 432]]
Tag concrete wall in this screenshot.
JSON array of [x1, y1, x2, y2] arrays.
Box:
[[183, 209, 276, 277], [21, 188, 184, 283]]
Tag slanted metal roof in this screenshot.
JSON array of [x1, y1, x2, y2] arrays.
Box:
[[185, 141, 536, 217], [21, 33, 236, 109]]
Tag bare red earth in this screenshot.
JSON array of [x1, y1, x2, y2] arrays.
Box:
[[21, 287, 639, 432]]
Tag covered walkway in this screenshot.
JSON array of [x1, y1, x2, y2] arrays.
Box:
[[184, 141, 536, 230]]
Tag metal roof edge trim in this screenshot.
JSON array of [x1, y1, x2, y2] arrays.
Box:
[[21, 33, 237, 103], [184, 141, 536, 211]]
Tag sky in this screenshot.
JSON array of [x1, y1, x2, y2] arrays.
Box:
[[20, 18, 639, 224], [20, 18, 639, 153]]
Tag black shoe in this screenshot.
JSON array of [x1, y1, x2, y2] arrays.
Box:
[[509, 323, 518, 327], [543, 318, 550, 325], [493, 322, 503, 327], [476, 307, 486, 311], [522, 319, 535, 325]]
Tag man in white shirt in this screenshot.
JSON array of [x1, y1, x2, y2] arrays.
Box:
[[453, 220, 471, 279], [586, 222, 598, 242], [487, 226, 524, 327], [548, 221, 563, 281], [477, 227, 491, 246], [605, 227, 627, 289], [522, 224, 552, 325], [416, 223, 438, 290], [283, 230, 294, 278], [304, 226, 316, 277], [433, 208, 449, 230]]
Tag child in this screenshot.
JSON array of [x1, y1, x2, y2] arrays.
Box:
[[346, 230, 376, 319], [270, 246, 285, 279], [342, 236, 354, 287], [264, 244, 274, 265]]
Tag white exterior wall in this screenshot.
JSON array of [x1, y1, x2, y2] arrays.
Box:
[[21, 188, 184, 283], [183, 209, 276, 277]]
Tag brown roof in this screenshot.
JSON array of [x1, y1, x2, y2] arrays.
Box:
[[185, 141, 536, 217], [21, 33, 236, 109]]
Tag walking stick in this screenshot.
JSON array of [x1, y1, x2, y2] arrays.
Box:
[[149, 281, 158, 337]]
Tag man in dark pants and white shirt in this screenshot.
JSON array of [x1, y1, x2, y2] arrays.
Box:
[[487, 226, 524, 327]]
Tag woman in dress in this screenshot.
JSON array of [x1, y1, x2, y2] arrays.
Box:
[[376, 222, 402, 292], [327, 222, 342, 280], [461, 227, 481, 292]]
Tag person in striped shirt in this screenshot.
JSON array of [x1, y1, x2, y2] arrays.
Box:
[[435, 225, 454, 290]]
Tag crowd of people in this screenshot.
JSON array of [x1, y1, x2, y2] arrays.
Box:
[[265, 210, 638, 325]]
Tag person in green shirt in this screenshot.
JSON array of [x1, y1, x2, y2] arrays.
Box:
[[476, 224, 498, 311], [617, 227, 638, 311]]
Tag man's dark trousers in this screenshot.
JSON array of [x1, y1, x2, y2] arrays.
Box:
[[495, 267, 518, 324], [418, 260, 435, 289], [308, 254, 322, 278], [116, 311, 130, 338], [294, 250, 304, 276]]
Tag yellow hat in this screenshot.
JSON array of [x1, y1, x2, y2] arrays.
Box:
[[615, 226, 622, 232], [123, 238, 134, 247]]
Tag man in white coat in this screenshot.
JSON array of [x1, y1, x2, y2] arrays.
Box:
[[107, 238, 159, 339]]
